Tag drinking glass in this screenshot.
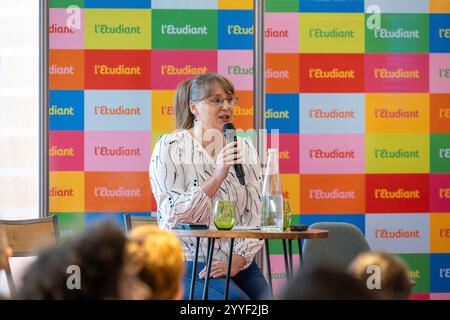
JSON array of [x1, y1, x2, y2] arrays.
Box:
[[213, 200, 236, 230], [283, 200, 291, 230]]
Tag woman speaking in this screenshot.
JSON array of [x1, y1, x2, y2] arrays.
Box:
[[149, 73, 270, 300]]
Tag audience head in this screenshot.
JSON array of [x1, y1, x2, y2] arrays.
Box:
[[281, 266, 375, 300], [127, 225, 185, 300], [349, 251, 412, 300], [18, 222, 151, 300], [0, 225, 12, 270]]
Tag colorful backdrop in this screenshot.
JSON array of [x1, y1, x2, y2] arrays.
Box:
[[48, 0, 450, 299]]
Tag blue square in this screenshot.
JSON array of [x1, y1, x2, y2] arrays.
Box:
[[430, 14, 450, 53], [299, 214, 366, 234], [430, 254, 450, 293], [299, 0, 364, 12], [218, 10, 254, 50], [266, 94, 300, 134], [49, 90, 84, 131]]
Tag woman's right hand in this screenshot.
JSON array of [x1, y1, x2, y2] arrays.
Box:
[[214, 141, 243, 181]]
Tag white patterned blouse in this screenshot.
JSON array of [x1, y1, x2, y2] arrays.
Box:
[[149, 129, 264, 269]]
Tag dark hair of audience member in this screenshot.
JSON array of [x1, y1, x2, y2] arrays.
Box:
[[281, 266, 376, 300], [18, 222, 150, 300]]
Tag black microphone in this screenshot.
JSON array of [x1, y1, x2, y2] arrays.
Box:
[[223, 123, 246, 186]]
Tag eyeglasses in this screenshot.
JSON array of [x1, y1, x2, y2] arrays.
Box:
[[205, 96, 239, 107]]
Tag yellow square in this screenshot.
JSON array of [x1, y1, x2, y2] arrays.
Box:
[[218, 0, 253, 9], [49, 172, 84, 213], [281, 174, 300, 214]]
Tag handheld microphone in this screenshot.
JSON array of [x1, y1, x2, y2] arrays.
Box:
[[223, 123, 246, 186]]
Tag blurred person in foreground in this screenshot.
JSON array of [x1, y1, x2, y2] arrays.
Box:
[[281, 266, 376, 300], [17, 222, 151, 300], [127, 225, 185, 300], [0, 226, 12, 271], [349, 251, 412, 300]]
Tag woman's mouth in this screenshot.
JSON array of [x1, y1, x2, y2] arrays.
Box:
[[218, 115, 231, 122]]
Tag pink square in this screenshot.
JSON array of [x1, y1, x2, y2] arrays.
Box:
[[430, 54, 450, 93], [269, 254, 300, 299], [430, 174, 450, 212], [430, 293, 450, 300], [265, 13, 299, 53], [268, 134, 300, 174], [49, 9, 84, 49], [218, 50, 253, 91], [50, 131, 84, 171]]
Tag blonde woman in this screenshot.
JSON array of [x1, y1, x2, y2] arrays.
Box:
[[150, 73, 270, 300], [127, 225, 185, 300]]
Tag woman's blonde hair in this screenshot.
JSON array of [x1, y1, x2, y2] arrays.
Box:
[[349, 251, 412, 300], [126, 225, 185, 300], [174, 73, 235, 130]]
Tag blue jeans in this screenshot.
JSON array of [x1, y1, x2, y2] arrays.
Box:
[[182, 260, 271, 300]]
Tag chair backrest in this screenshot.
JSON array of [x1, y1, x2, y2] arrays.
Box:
[[124, 214, 158, 232], [302, 222, 370, 271], [0, 216, 59, 257], [0, 215, 59, 298]]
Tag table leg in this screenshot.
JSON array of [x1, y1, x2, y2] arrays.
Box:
[[288, 239, 294, 277], [298, 239, 303, 268], [224, 238, 234, 300], [264, 239, 273, 299], [202, 237, 215, 300], [282, 239, 290, 281], [189, 237, 200, 300]]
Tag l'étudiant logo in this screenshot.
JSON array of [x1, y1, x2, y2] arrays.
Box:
[[85, 172, 151, 212], [151, 50, 217, 90], [431, 134, 450, 173], [265, 12, 299, 53], [300, 134, 365, 174], [49, 171, 84, 213], [152, 10, 217, 49], [365, 54, 429, 92], [84, 9, 151, 49], [265, 94, 299, 134], [431, 94, 450, 134], [50, 131, 84, 171], [366, 174, 429, 213], [366, 214, 430, 253], [365, 14, 429, 53], [430, 174, 450, 213], [300, 13, 364, 53], [218, 50, 253, 91], [49, 90, 84, 131], [300, 54, 364, 92], [266, 54, 299, 93], [85, 90, 151, 131], [300, 94, 365, 134], [268, 134, 300, 174], [218, 10, 253, 49], [49, 9, 84, 49], [365, 94, 429, 133], [366, 133, 429, 173], [84, 131, 151, 172], [430, 14, 450, 53], [50, 50, 84, 90], [300, 174, 365, 214], [85, 50, 151, 89]]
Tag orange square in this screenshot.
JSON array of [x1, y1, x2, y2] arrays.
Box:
[[430, 94, 450, 133], [300, 174, 365, 214], [233, 90, 254, 130], [430, 0, 450, 13], [49, 50, 84, 90], [430, 214, 450, 253], [266, 54, 300, 93]]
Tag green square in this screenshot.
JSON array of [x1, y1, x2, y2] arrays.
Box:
[[50, 0, 84, 8], [152, 10, 217, 49], [397, 254, 430, 293], [365, 14, 429, 53], [265, 0, 299, 12], [268, 215, 300, 255], [430, 134, 450, 173], [53, 213, 85, 239]]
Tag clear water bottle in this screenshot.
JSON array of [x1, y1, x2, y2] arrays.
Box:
[[261, 148, 284, 231]]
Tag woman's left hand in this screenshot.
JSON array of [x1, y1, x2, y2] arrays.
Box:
[[198, 255, 246, 279]]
